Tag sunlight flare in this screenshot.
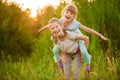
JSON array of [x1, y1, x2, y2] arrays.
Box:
[[7, 0, 61, 18]]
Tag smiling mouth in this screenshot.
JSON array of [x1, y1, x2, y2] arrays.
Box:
[[55, 29, 60, 34], [65, 16, 70, 19]]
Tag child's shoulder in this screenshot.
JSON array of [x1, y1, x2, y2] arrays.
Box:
[[69, 19, 81, 29], [73, 19, 80, 24]]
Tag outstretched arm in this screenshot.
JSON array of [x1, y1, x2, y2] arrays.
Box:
[[80, 25, 109, 41], [38, 24, 49, 32]]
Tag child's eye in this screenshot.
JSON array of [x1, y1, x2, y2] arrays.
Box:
[[66, 11, 68, 13], [51, 27, 54, 30], [65, 11, 69, 13], [55, 26, 58, 28], [70, 12, 74, 15]]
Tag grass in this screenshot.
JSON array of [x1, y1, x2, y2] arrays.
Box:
[[0, 32, 119, 80], [0, 51, 119, 80], [0, 52, 118, 80]]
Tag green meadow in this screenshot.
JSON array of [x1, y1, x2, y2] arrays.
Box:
[[0, 0, 119, 80]]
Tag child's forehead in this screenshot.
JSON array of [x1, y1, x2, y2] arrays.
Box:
[[64, 6, 77, 14], [66, 10, 74, 13], [49, 22, 59, 28], [50, 21, 58, 25], [51, 21, 61, 25]]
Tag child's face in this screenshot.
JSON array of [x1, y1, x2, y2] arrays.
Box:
[[62, 10, 75, 22], [49, 22, 64, 37]]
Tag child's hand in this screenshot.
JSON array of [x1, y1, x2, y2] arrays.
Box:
[[38, 29, 42, 33], [38, 24, 49, 33], [60, 54, 66, 63], [100, 35, 109, 41]]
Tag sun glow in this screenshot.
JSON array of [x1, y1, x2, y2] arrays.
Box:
[[7, 0, 61, 18]]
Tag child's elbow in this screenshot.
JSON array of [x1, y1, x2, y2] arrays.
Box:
[[86, 36, 89, 41]]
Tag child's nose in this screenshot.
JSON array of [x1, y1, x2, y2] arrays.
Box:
[[67, 12, 70, 15], [55, 28, 58, 32]]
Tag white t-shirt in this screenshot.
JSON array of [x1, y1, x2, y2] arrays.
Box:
[[56, 31, 79, 53]]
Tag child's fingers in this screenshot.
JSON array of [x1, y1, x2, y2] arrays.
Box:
[[60, 55, 66, 63]]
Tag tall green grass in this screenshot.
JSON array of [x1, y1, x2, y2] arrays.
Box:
[[0, 31, 119, 80]]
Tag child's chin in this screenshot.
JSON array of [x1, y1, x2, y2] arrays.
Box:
[[56, 34, 61, 37], [56, 32, 64, 36], [58, 34, 64, 37]]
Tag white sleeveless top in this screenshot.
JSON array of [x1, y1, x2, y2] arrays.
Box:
[[56, 31, 79, 53]]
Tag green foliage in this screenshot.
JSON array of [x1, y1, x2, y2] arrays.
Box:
[[36, 5, 57, 27], [0, 49, 119, 80], [0, 1, 35, 60], [73, 0, 120, 55]]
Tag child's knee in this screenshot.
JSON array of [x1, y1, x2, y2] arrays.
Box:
[[53, 45, 60, 53], [80, 48, 88, 55]]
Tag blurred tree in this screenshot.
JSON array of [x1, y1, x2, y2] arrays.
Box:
[[0, 1, 35, 60]]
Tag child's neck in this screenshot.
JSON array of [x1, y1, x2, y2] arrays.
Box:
[[64, 20, 73, 28]]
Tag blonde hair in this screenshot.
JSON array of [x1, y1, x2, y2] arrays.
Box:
[[48, 18, 61, 28], [48, 18, 60, 24], [61, 4, 78, 18]]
